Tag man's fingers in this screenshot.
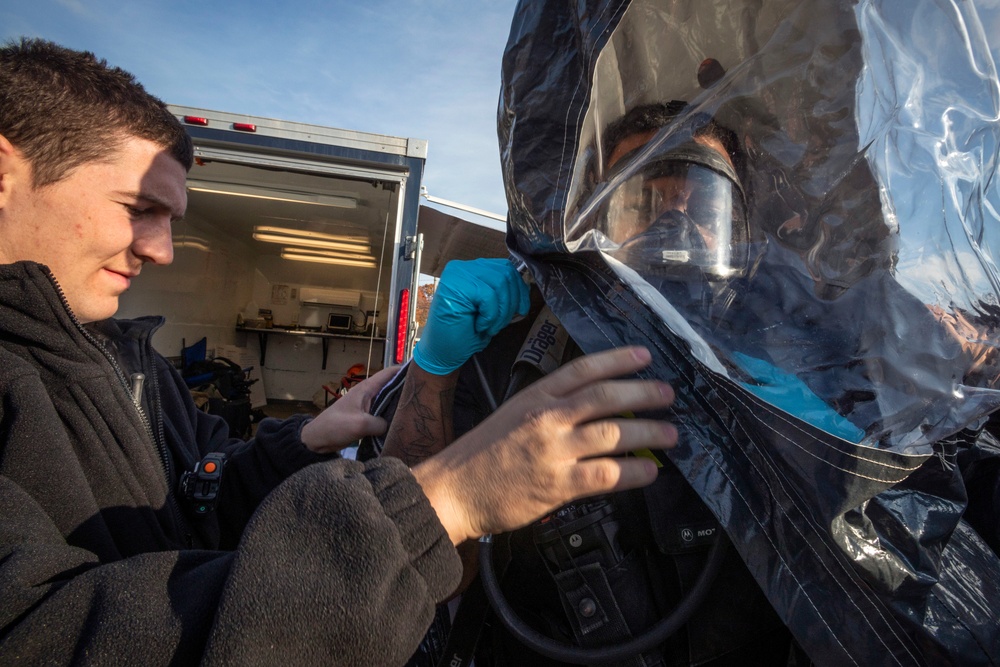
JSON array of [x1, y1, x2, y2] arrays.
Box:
[[328, 415, 387, 448], [566, 457, 659, 499], [559, 378, 674, 425], [351, 414, 388, 439], [364, 365, 401, 389], [351, 366, 400, 409], [572, 418, 677, 458], [537, 346, 654, 397]]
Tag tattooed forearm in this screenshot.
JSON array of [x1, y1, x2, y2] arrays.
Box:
[[381, 368, 458, 466]]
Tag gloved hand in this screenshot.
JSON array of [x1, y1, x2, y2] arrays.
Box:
[[413, 259, 530, 375], [732, 352, 865, 443]]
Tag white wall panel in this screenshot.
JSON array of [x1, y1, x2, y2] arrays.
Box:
[[119, 219, 387, 402], [118, 217, 255, 358]]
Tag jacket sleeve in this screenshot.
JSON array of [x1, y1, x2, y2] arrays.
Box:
[[0, 457, 462, 666], [156, 356, 331, 543]]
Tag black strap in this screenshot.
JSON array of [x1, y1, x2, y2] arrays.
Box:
[[435, 531, 516, 667], [434, 575, 492, 667], [436, 307, 574, 666]]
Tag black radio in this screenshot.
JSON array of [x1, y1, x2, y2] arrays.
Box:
[[179, 452, 226, 515], [532, 497, 625, 570]]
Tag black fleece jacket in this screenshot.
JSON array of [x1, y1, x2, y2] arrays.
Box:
[[0, 261, 461, 666]]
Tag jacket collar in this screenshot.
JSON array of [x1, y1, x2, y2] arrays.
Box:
[[0, 261, 163, 362]]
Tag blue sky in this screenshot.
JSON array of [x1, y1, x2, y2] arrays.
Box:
[[2, 0, 517, 224]]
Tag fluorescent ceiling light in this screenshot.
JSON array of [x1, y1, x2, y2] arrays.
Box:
[[280, 252, 377, 269], [280, 246, 375, 261], [187, 180, 357, 209], [252, 232, 371, 253], [253, 225, 368, 244], [172, 236, 211, 252]]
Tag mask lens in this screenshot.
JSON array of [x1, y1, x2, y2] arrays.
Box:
[[602, 158, 747, 277]]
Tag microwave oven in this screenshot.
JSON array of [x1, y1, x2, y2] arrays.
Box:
[[327, 313, 354, 332]]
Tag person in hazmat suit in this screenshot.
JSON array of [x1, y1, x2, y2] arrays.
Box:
[[363, 1, 1000, 664]]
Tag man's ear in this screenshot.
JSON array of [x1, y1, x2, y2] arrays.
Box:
[[0, 134, 36, 213], [0, 133, 23, 209]]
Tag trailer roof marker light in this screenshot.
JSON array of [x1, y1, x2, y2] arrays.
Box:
[[182, 116, 209, 126], [233, 122, 257, 132]]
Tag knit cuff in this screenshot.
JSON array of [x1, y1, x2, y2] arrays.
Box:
[[364, 458, 463, 602]]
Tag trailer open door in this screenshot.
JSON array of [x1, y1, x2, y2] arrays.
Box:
[[156, 106, 427, 368]]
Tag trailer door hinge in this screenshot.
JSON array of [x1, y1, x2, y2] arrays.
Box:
[[404, 235, 424, 260]]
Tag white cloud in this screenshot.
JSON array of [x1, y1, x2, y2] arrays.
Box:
[[54, 0, 87, 15]]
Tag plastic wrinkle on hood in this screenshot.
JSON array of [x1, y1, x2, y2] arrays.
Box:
[[499, 1, 1000, 664]]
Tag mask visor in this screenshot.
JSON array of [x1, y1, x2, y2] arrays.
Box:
[[600, 142, 749, 279]]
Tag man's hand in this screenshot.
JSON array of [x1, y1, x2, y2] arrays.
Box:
[[413, 259, 530, 376], [412, 346, 676, 545], [300, 366, 400, 454]]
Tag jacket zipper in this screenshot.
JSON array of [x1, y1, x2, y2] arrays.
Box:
[[141, 330, 194, 547], [47, 271, 193, 545], [48, 275, 161, 447]]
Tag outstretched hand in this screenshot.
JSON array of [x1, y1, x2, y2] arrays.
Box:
[[300, 366, 400, 454], [412, 346, 677, 545]]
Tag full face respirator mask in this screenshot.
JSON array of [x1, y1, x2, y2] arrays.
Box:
[[602, 140, 749, 282]]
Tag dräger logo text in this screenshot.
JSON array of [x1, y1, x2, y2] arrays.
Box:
[[520, 319, 560, 365]]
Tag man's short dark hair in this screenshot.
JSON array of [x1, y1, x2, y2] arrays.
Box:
[[0, 37, 193, 186]]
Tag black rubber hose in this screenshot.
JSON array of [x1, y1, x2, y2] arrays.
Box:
[[478, 531, 729, 665], [473, 355, 729, 663]]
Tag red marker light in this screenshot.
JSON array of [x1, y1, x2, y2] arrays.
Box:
[[233, 122, 257, 132], [183, 116, 209, 126], [395, 288, 410, 364]]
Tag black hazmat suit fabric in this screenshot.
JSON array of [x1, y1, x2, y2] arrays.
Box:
[[470, 317, 794, 667], [0, 261, 462, 665], [488, 0, 1000, 665]]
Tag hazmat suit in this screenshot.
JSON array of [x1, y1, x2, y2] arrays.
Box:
[[371, 1, 1000, 664]]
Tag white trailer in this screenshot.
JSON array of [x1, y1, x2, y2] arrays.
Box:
[[118, 106, 427, 402]]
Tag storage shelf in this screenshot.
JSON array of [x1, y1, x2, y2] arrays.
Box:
[[236, 326, 385, 370]]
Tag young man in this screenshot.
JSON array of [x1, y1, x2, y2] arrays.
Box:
[[0, 38, 679, 665]]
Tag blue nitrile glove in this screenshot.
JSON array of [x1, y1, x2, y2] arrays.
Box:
[[413, 259, 530, 375], [732, 352, 865, 443]]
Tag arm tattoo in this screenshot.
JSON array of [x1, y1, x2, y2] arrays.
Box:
[[382, 373, 456, 467]]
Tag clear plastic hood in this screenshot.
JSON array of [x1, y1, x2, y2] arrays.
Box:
[[498, 1, 1000, 662], [501, 0, 1000, 453]]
